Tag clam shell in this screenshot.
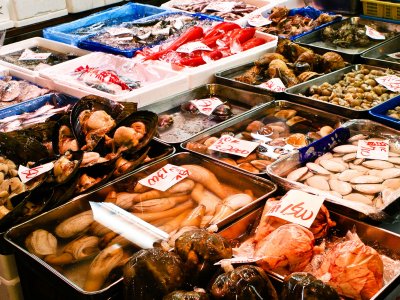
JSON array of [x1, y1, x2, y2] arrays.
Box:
[[315, 152, 333, 164], [349, 163, 369, 172], [388, 157, 400, 164], [287, 166, 308, 181], [298, 171, 314, 181], [348, 134, 368, 142], [379, 168, 400, 179], [342, 153, 356, 162], [330, 157, 349, 168], [350, 175, 383, 184], [306, 175, 330, 190], [353, 184, 384, 194], [338, 169, 365, 182], [329, 179, 352, 195], [362, 160, 394, 170], [306, 162, 331, 175], [367, 169, 382, 176], [374, 195, 384, 208], [320, 159, 347, 173], [344, 193, 373, 205], [382, 178, 400, 189], [325, 191, 343, 198], [389, 152, 400, 157], [332, 144, 358, 154], [353, 158, 365, 165], [333, 153, 344, 157]]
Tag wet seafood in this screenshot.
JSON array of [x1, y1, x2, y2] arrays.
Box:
[[0, 47, 80, 71], [170, 0, 258, 21], [386, 105, 400, 119], [157, 114, 174, 130], [257, 6, 340, 39], [305, 66, 400, 110], [235, 39, 347, 88], [0, 76, 49, 108], [25, 229, 57, 259], [54, 210, 94, 238]]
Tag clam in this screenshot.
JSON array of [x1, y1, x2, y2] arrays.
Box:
[[388, 157, 400, 164], [350, 175, 383, 184], [315, 152, 333, 164], [320, 159, 347, 173], [306, 175, 330, 190], [348, 134, 368, 142], [383, 178, 400, 189], [298, 71, 320, 83], [353, 184, 384, 194], [349, 163, 369, 172], [329, 179, 352, 195], [379, 168, 400, 180], [306, 162, 331, 175], [343, 193, 373, 205], [287, 166, 308, 182], [211, 102, 233, 121], [342, 153, 356, 162], [274, 109, 297, 120], [52, 115, 79, 155], [332, 144, 358, 154], [299, 171, 314, 181], [362, 160, 394, 170], [353, 158, 365, 165]]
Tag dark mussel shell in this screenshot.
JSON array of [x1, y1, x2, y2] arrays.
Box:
[[211, 102, 233, 122], [0, 191, 31, 232], [75, 159, 116, 194], [70, 95, 125, 151], [113, 146, 150, 178], [108, 110, 157, 155], [52, 115, 78, 155]]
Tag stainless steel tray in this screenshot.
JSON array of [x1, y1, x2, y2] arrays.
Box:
[[218, 205, 400, 300], [181, 100, 348, 175], [266, 119, 400, 222], [361, 35, 400, 70], [139, 83, 274, 146], [294, 17, 400, 63], [4, 152, 276, 298], [285, 64, 400, 118], [215, 62, 278, 96]]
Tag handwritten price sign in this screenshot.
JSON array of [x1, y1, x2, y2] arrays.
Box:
[[266, 190, 325, 228], [247, 13, 272, 27], [190, 97, 223, 116], [18, 162, 54, 183], [258, 78, 286, 92], [365, 25, 385, 40], [208, 135, 259, 157], [356, 139, 389, 160], [375, 75, 400, 92], [19, 49, 51, 61], [205, 1, 236, 12], [138, 164, 190, 191]]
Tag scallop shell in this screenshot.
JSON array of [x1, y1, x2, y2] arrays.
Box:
[[320, 159, 347, 173], [342, 153, 356, 162], [343, 193, 373, 205], [299, 171, 314, 181], [349, 163, 371, 172], [332, 144, 358, 154], [348, 134, 368, 142], [287, 166, 308, 182], [306, 175, 330, 190], [353, 158, 365, 165], [382, 178, 400, 189], [362, 160, 394, 170], [388, 157, 400, 164], [306, 162, 331, 175], [379, 168, 400, 180], [338, 169, 365, 182], [352, 184, 384, 194], [315, 152, 333, 164], [329, 179, 352, 195], [350, 175, 383, 184]]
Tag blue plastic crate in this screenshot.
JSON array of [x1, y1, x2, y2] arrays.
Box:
[[77, 12, 223, 58], [43, 3, 168, 46], [369, 95, 400, 130], [0, 93, 78, 121]]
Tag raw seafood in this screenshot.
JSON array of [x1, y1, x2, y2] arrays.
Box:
[[0, 46, 79, 71], [386, 105, 400, 119], [235, 39, 348, 87], [25, 229, 57, 259], [163, 290, 209, 300], [257, 6, 340, 39], [305, 66, 400, 110], [170, 0, 258, 21], [0, 76, 49, 108]]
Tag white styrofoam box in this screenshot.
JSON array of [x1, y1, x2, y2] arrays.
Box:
[[8, 0, 68, 27], [140, 31, 277, 88], [0, 255, 18, 281], [66, 0, 105, 13], [0, 37, 90, 76], [0, 276, 23, 300], [39, 52, 189, 107], [0, 1, 14, 31]]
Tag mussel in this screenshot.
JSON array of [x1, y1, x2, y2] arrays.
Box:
[[211, 102, 233, 122]]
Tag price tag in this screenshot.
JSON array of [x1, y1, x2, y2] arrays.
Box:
[[247, 13, 273, 27], [250, 133, 272, 143], [375, 75, 400, 92], [19, 49, 51, 61], [387, 52, 400, 60], [365, 25, 385, 40], [190, 97, 223, 116], [258, 143, 295, 160], [208, 135, 259, 157], [106, 27, 132, 36], [356, 139, 389, 160], [176, 41, 212, 54], [18, 162, 54, 184], [138, 164, 190, 192], [266, 190, 325, 228], [205, 1, 236, 12], [258, 78, 286, 92]]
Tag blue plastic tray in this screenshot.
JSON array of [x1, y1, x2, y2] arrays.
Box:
[[369, 95, 400, 130], [77, 12, 223, 58], [43, 3, 168, 46], [257, 6, 342, 40], [0, 93, 78, 121]]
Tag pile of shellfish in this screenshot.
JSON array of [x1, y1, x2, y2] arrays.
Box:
[[286, 134, 400, 208]]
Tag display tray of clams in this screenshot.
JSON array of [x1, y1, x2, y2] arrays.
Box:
[[140, 83, 274, 146], [293, 17, 400, 63], [267, 119, 400, 222], [218, 197, 400, 300], [369, 96, 400, 130], [181, 100, 347, 175], [215, 39, 349, 95], [285, 64, 400, 118], [4, 152, 276, 296], [361, 35, 400, 70]]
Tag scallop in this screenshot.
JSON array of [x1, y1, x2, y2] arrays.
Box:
[[332, 144, 358, 154], [338, 169, 365, 182], [344, 193, 373, 205], [315, 152, 333, 164], [287, 166, 308, 182], [306, 175, 330, 191], [350, 175, 383, 184], [329, 179, 352, 195], [379, 168, 400, 179], [353, 158, 365, 165], [320, 159, 347, 173], [353, 184, 384, 194], [382, 178, 400, 189], [343, 153, 356, 162], [362, 160, 394, 170], [306, 162, 331, 175]]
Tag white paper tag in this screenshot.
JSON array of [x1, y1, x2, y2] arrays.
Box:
[[208, 135, 259, 157], [215, 256, 262, 265], [356, 139, 389, 160], [205, 1, 236, 12], [247, 13, 273, 27], [258, 143, 295, 160], [138, 164, 190, 192], [375, 75, 400, 92], [258, 78, 286, 92], [387, 52, 400, 60], [89, 202, 169, 249], [190, 97, 223, 116], [176, 41, 212, 54], [106, 27, 132, 36], [19, 49, 51, 61], [266, 190, 325, 228], [250, 133, 272, 143], [365, 25, 385, 40], [18, 162, 54, 183]]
